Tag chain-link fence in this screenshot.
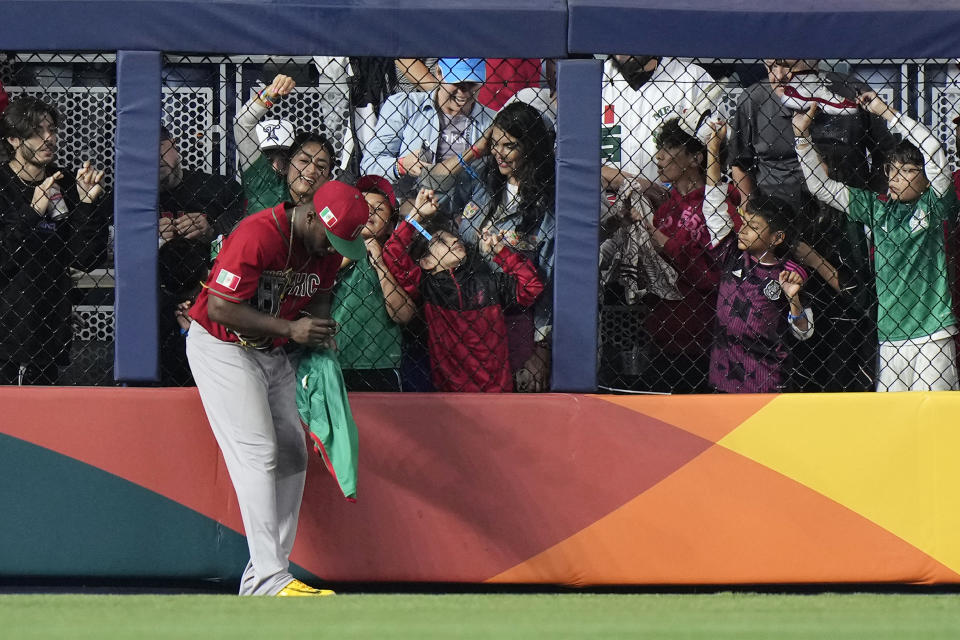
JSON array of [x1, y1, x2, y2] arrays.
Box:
[[0, 53, 115, 386], [598, 56, 960, 395], [8, 52, 960, 394], [156, 56, 552, 391]]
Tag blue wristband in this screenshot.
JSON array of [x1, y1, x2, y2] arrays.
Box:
[[405, 214, 433, 241], [457, 153, 480, 180]]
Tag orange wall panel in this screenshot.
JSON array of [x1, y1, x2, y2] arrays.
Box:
[[3, 388, 960, 585]]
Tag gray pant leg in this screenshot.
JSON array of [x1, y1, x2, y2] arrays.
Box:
[[267, 352, 309, 564], [187, 323, 306, 596]]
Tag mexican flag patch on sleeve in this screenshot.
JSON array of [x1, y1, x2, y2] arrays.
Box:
[[215, 268, 241, 292]]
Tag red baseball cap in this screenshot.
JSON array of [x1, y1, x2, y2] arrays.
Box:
[[355, 174, 397, 210], [312, 180, 369, 261]]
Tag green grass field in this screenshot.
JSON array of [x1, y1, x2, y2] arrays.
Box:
[[3, 592, 960, 639]]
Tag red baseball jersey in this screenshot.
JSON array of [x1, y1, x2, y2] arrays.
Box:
[[189, 204, 341, 348]]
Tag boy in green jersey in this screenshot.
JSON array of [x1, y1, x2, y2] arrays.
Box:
[[794, 95, 959, 391], [331, 176, 415, 390]]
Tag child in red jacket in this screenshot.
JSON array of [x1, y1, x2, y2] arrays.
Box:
[[383, 189, 544, 391]]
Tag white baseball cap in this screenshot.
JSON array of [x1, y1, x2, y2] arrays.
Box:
[[255, 118, 296, 151]]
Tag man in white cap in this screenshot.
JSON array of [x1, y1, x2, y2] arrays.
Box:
[[234, 73, 299, 215], [186, 179, 369, 596]]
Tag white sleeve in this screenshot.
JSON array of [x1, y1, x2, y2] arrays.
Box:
[[888, 112, 952, 197], [796, 140, 851, 212], [703, 184, 733, 247], [789, 306, 815, 341], [234, 92, 269, 173]]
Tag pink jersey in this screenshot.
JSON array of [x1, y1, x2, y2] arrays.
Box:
[[190, 204, 340, 348]]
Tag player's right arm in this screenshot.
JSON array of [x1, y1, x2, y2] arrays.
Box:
[[207, 294, 336, 347]]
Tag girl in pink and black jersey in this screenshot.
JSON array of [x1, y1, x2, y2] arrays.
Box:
[[703, 124, 814, 393]]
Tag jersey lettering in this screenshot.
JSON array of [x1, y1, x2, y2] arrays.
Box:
[[255, 271, 288, 316], [254, 270, 322, 316], [601, 125, 622, 164], [654, 105, 675, 119]]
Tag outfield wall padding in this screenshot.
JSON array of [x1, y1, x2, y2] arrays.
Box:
[[4, 389, 960, 585]]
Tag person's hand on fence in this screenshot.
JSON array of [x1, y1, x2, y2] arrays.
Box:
[[76, 161, 105, 203], [174, 212, 212, 240], [266, 74, 296, 99], [778, 269, 804, 301], [857, 90, 894, 120], [479, 226, 505, 255], [791, 103, 818, 138], [412, 188, 440, 221], [257, 74, 295, 108], [158, 216, 178, 241], [31, 171, 63, 215], [706, 120, 727, 154]]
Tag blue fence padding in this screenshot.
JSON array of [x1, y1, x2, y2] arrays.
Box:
[[114, 51, 161, 382], [0, 1, 567, 57], [568, 0, 960, 59], [551, 59, 601, 393]]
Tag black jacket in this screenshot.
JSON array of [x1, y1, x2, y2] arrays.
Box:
[[0, 163, 110, 367]]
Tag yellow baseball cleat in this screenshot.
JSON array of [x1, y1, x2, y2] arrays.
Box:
[[276, 579, 336, 597]]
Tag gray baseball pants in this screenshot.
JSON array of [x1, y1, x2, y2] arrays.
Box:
[[186, 321, 308, 596]]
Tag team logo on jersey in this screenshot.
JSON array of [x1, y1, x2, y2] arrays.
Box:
[[216, 268, 241, 291], [763, 279, 782, 301], [319, 206, 338, 227]]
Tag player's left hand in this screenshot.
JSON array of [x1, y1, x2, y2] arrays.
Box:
[[175, 212, 212, 240]]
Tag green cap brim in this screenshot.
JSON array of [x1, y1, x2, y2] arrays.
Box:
[[325, 229, 367, 261]]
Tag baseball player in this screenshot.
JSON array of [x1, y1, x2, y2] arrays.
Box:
[[186, 179, 369, 596]]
